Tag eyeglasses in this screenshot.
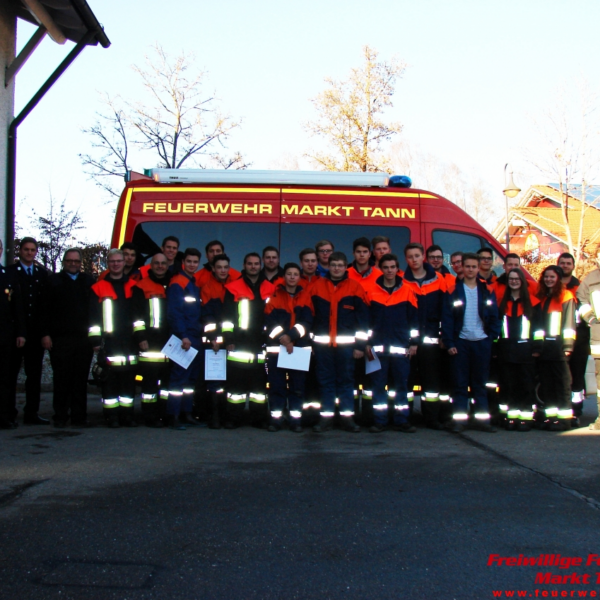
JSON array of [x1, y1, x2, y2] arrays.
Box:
[[318, 249, 333, 254], [451, 260, 462, 265], [428, 255, 443, 260]]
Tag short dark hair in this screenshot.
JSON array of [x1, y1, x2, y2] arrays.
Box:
[[476, 247, 493, 257], [63, 247, 82, 262], [558, 252, 575, 263], [372, 235, 390, 247], [212, 254, 230, 266], [283, 262, 301, 274], [262, 246, 279, 257], [379, 253, 400, 268], [462, 252, 480, 264], [426, 244, 443, 257], [244, 252, 261, 265], [205, 240, 224, 254], [315, 239, 334, 252], [504, 252, 520, 264], [162, 236, 180, 248], [353, 237, 371, 252], [183, 247, 201, 260], [450, 251, 464, 261], [299, 248, 318, 261], [404, 242, 424, 256], [329, 251, 347, 266], [20, 236, 38, 249], [120, 242, 137, 253]]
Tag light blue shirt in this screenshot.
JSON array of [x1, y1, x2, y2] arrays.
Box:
[[459, 285, 487, 341]]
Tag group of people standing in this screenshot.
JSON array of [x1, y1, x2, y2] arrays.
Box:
[[1, 232, 599, 434]]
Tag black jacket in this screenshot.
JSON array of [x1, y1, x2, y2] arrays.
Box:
[[7, 261, 49, 337], [43, 271, 94, 339], [0, 265, 26, 343]]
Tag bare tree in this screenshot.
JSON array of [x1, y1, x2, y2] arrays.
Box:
[[305, 46, 406, 172], [81, 44, 248, 201], [28, 191, 85, 272], [525, 79, 600, 260]]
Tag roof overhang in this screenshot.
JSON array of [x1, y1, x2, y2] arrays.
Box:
[[9, 0, 110, 48]]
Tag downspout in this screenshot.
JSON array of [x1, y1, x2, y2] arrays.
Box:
[[6, 31, 94, 260]]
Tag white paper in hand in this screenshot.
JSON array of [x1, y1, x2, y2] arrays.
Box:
[[276, 345, 311, 371], [161, 335, 198, 369], [365, 350, 381, 374], [205, 349, 227, 380]]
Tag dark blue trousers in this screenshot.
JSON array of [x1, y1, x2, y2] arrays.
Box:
[[168, 342, 203, 416], [451, 337, 492, 418], [370, 354, 410, 425], [267, 354, 306, 421], [314, 344, 355, 416]]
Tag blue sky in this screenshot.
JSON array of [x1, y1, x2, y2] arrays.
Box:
[[13, 0, 600, 241]]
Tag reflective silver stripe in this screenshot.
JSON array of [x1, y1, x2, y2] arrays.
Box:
[[474, 413, 490, 420], [106, 355, 127, 365], [545, 406, 559, 417], [580, 303, 593, 318], [119, 397, 134, 406], [355, 331, 369, 341], [184, 296, 196, 303], [228, 350, 255, 362], [373, 403, 388, 410], [204, 323, 217, 332], [139, 351, 168, 362], [533, 329, 545, 341], [102, 298, 113, 333], [222, 321, 234, 332], [502, 316, 509, 338], [372, 345, 384, 352], [266, 346, 280, 353], [239, 299, 250, 329], [293, 323, 306, 337], [313, 335, 331, 344], [103, 398, 119, 407], [339, 410, 354, 416], [303, 402, 322, 409], [423, 337, 439, 344], [521, 316, 530, 339], [269, 325, 284, 339], [453, 300, 463, 307], [563, 328, 576, 340], [336, 335, 355, 344], [410, 329, 419, 338], [558, 408, 573, 419], [150, 297, 161, 328], [549, 312, 561, 337], [88, 325, 101, 336], [289, 410, 302, 419], [592, 290, 600, 318], [453, 413, 469, 421], [320, 411, 335, 417], [227, 393, 246, 403], [133, 320, 145, 332], [271, 410, 283, 418], [389, 346, 407, 354], [591, 344, 600, 356]]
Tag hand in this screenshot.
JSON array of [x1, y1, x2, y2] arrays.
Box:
[[93, 346, 100, 353], [279, 334, 292, 347], [532, 352, 540, 358], [41, 335, 52, 350], [139, 340, 149, 351], [181, 337, 192, 351], [16, 337, 25, 348], [211, 340, 221, 352], [226, 344, 235, 352], [353, 349, 364, 359], [285, 342, 294, 354], [408, 345, 418, 358], [565, 351, 572, 356], [439, 340, 446, 350], [448, 347, 458, 356]]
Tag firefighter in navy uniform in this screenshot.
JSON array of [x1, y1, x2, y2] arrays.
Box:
[[89, 248, 138, 428], [166, 248, 204, 430], [8, 237, 49, 424], [132, 253, 172, 427], [0, 239, 26, 429], [200, 254, 238, 429], [264, 263, 313, 432], [222, 252, 275, 429]]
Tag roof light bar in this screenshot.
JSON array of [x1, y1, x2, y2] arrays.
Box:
[[149, 169, 391, 188]]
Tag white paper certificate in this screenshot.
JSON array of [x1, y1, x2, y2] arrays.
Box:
[[205, 349, 227, 380], [161, 335, 198, 369], [276, 345, 311, 372], [365, 350, 382, 374]]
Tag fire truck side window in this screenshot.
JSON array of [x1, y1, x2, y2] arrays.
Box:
[[280, 224, 410, 265], [132, 222, 280, 272], [432, 229, 483, 272]]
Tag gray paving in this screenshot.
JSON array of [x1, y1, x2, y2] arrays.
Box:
[[0, 392, 599, 599]]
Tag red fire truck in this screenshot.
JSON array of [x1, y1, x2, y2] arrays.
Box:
[[111, 169, 506, 272]]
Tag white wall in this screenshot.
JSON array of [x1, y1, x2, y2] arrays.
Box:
[[0, 4, 16, 254]]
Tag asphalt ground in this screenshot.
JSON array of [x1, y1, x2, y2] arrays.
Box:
[[1, 392, 599, 600]]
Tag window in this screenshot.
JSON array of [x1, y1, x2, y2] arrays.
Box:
[[280, 224, 410, 265], [432, 229, 504, 275], [132, 221, 280, 271]]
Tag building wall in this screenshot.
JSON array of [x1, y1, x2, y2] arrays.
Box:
[[0, 3, 16, 254]]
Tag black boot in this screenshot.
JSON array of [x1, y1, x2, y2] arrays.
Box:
[[313, 416, 334, 433], [341, 416, 361, 433], [209, 392, 221, 429]]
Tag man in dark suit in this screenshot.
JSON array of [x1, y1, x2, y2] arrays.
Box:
[[8, 237, 49, 424], [0, 239, 26, 429], [43, 248, 94, 427]]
